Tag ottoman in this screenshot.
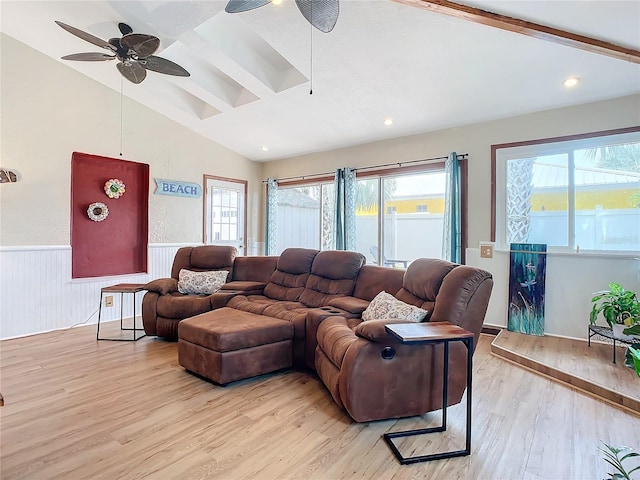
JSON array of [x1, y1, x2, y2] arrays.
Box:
[[178, 307, 294, 385]]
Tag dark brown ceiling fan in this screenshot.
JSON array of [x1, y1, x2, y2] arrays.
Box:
[[225, 0, 339, 33], [55, 21, 190, 84]]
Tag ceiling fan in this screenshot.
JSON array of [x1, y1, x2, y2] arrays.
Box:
[[55, 21, 190, 84], [225, 0, 339, 33]]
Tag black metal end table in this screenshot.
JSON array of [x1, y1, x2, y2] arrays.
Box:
[[383, 322, 474, 465]]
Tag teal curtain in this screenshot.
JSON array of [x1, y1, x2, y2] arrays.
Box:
[[334, 167, 356, 250], [442, 152, 461, 263], [265, 177, 278, 255]]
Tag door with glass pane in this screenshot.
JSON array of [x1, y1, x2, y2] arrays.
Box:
[[204, 176, 247, 255]]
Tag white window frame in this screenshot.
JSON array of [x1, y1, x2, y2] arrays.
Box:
[[493, 128, 640, 256]]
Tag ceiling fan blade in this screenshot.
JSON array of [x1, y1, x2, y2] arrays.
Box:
[[295, 0, 339, 33], [120, 33, 160, 58], [117, 61, 147, 84], [61, 52, 116, 61], [140, 56, 190, 77], [225, 0, 272, 13], [118, 22, 134, 35], [55, 21, 116, 52]]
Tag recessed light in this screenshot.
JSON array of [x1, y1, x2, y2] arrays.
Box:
[[261, 146, 269, 152], [563, 77, 579, 88], [272, 0, 283, 5], [383, 118, 393, 126]]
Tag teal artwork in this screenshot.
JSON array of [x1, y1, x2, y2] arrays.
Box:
[[508, 243, 547, 336]]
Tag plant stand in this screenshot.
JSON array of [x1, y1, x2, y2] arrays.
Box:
[[588, 325, 636, 364]]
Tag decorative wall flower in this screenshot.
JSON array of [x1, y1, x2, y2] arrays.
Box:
[[87, 202, 109, 222], [104, 178, 125, 199]]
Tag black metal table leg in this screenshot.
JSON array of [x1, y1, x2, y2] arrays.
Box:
[[383, 335, 473, 464]]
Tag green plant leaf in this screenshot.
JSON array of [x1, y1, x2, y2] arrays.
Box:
[[623, 325, 640, 336]]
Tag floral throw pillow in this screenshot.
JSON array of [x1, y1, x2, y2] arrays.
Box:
[[178, 269, 228, 295], [362, 291, 428, 322]]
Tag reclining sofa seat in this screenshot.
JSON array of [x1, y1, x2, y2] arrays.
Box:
[[225, 248, 365, 367], [142, 245, 237, 339], [315, 258, 493, 423]]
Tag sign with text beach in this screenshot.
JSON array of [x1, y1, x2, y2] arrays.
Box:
[[154, 179, 202, 198]]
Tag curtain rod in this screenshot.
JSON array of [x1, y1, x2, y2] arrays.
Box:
[[262, 153, 468, 183]]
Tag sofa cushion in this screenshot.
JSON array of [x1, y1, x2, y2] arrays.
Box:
[[316, 316, 358, 369], [144, 278, 178, 295], [352, 265, 404, 301], [396, 258, 457, 308], [361, 291, 428, 322], [178, 269, 228, 295], [179, 308, 293, 352], [156, 292, 216, 319], [263, 248, 318, 301], [220, 281, 266, 294], [171, 245, 236, 279], [299, 250, 365, 307], [231, 255, 278, 282]]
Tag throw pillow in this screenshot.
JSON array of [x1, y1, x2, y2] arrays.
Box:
[[178, 269, 228, 295], [362, 291, 428, 322]]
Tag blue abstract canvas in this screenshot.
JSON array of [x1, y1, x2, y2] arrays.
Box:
[[508, 243, 547, 336]]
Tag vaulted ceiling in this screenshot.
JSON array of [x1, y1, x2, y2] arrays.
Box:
[[2, 0, 639, 161]]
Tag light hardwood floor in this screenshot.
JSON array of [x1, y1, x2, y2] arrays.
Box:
[[491, 329, 640, 414], [1, 322, 639, 480]]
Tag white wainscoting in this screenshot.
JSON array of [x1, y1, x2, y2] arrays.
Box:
[[0, 243, 195, 339]]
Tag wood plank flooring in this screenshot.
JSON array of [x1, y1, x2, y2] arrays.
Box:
[[1, 321, 639, 479], [491, 329, 640, 414]]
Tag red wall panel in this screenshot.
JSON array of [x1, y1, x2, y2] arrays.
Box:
[[71, 152, 149, 278]]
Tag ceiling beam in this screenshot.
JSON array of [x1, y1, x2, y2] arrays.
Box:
[[390, 0, 640, 64]]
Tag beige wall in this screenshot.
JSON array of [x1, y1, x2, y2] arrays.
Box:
[[0, 34, 261, 247], [261, 94, 640, 248]]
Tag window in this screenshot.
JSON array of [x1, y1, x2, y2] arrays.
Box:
[[276, 182, 335, 254], [493, 128, 640, 253], [271, 160, 468, 264], [355, 167, 453, 267]]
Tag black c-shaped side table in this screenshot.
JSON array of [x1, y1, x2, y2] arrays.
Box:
[[383, 322, 474, 465]]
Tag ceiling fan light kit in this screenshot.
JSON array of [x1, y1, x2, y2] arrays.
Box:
[[55, 20, 190, 84]]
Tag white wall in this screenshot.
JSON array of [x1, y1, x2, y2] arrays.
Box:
[[0, 35, 262, 338], [467, 248, 639, 340], [262, 95, 640, 340]]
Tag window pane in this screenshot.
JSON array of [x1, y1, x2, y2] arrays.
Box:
[[574, 143, 640, 251], [496, 130, 639, 253], [355, 178, 379, 264], [276, 186, 320, 253], [507, 155, 569, 247], [383, 173, 445, 266]]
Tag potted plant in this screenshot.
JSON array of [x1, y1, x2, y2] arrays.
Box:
[[600, 442, 640, 479], [590, 282, 640, 337]]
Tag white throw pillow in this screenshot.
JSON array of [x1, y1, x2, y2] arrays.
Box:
[[362, 291, 428, 322], [178, 269, 228, 295]]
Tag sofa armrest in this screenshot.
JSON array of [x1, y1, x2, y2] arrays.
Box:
[[143, 278, 178, 295], [328, 296, 369, 315], [354, 319, 412, 343], [220, 281, 266, 295]]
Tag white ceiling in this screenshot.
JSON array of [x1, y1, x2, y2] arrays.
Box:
[[2, 0, 639, 162]]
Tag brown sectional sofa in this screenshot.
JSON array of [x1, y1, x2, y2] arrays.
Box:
[[142, 245, 493, 423]]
